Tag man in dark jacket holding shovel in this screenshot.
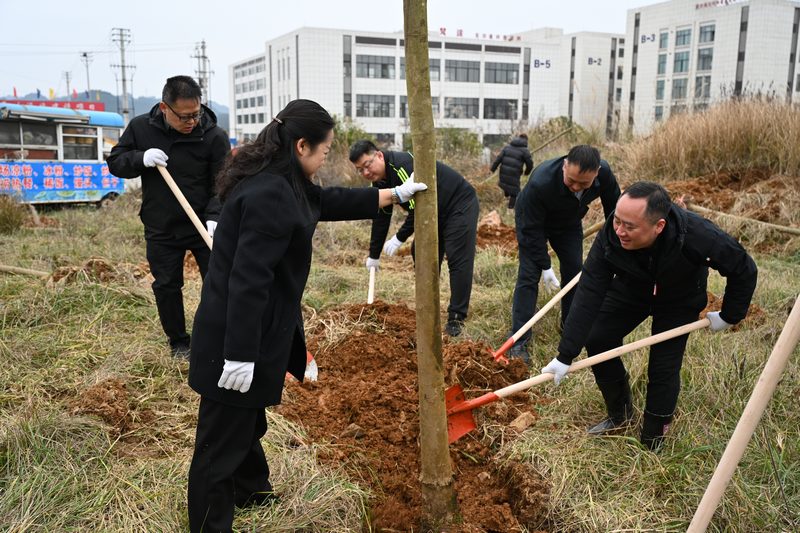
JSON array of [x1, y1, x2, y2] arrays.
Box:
[[542, 182, 757, 450], [108, 75, 230, 358], [490, 133, 533, 208]]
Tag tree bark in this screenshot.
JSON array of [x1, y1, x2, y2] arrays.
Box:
[[403, 0, 458, 529]]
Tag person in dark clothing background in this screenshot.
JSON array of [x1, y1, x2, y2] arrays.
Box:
[[108, 75, 230, 358], [187, 100, 426, 532], [542, 182, 757, 450], [490, 133, 533, 208], [509, 145, 620, 360], [349, 140, 480, 337]]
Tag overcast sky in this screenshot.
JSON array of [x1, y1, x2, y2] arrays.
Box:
[[2, 0, 658, 107]]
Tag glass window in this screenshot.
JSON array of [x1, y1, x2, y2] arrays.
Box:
[[400, 57, 440, 81], [399, 95, 439, 118], [63, 125, 98, 160], [21, 123, 57, 147], [655, 105, 664, 121], [695, 75, 711, 98], [485, 62, 519, 84], [356, 94, 395, 117], [483, 99, 517, 119], [102, 127, 120, 158], [697, 48, 713, 71], [674, 51, 690, 73], [699, 24, 715, 43], [657, 54, 667, 75], [0, 122, 21, 145], [676, 28, 691, 47], [443, 97, 479, 118], [659, 32, 668, 49], [656, 79, 665, 100], [672, 78, 688, 99], [356, 55, 396, 79], [444, 60, 480, 82]]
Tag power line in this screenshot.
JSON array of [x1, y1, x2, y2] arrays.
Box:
[[111, 27, 134, 125]]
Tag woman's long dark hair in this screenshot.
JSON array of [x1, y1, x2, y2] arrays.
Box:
[[216, 99, 334, 202]]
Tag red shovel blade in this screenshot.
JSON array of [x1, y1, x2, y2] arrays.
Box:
[[445, 384, 477, 444]]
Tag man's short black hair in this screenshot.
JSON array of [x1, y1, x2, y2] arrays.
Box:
[[622, 181, 672, 224], [518, 133, 528, 139], [349, 139, 379, 162], [162, 75, 202, 104], [566, 145, 601, 173]]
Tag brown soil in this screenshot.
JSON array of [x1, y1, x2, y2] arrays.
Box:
[[278, 301, 550, 532], [477, 211, 517, 255], [70, 378, 135, 434], [700, 291, 767, 331], [664, 169, 774, 212]]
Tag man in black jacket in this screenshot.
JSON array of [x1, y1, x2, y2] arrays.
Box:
[[510, 145, 620, 360], [490, 133, 533, 208], [542, 182, 757, 450], [108, 75, 230, 357], [349, 140, 479, 336]]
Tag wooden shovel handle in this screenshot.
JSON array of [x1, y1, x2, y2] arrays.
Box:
[[367, 266, 376, 304], [496, 318, 711, 399], [511, 272, 582, 343], [157, 165, 213, 250]]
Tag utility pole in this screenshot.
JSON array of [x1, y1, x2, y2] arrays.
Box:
[[80, 52, 93, 92], [63, 71, 72, 98], [192, 39, 212, 105], [111, 27, 133, 124]]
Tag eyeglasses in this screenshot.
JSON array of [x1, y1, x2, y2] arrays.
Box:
[[163, 101, 204, 123], [354, 155, 377, 175]]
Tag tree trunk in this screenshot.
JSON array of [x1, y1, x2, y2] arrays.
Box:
[[403, 0, 459, 529]]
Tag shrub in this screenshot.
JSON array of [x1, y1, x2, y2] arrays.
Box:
[[0, 195, 27, 234]]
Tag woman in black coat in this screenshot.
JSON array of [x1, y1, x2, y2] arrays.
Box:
[[186, 99, 426, 533]]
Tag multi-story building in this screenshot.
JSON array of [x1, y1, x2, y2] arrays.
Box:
[[621, 0, 800, 134], [228, 26, 624, 146]]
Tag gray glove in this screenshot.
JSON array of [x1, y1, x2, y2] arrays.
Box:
[[395, 172, 427, 203], [706, 311, 732, 332], [383, 235, 403, 256], [217, 359, 254, 393], [366, 257, 380, 270], [542, 357, 570, 386], [143, 148, 168, 168], [206, 220, 218, 238]]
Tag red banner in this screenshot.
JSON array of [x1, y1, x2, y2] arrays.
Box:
[[0, 99, 106, 111]]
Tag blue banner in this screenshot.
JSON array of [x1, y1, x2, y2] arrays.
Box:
[[0, 161, 125, 204]]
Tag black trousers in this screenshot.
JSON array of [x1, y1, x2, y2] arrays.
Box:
[[584, 291, 705, 417], [412, 194, 479, 320], [511, 225, 583, 345], [145, 234, 210, 346], [188, 397, 272, 533]]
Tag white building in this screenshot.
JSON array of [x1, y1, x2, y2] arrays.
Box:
[[621, 0, 800, 134], [228, 26, 625, 146]]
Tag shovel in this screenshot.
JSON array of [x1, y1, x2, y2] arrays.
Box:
[[491, 273, 582, 363], [447, 317, 711, 444], [367, 266, 376, 304]]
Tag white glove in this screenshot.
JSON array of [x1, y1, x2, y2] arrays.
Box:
[[706, 311, 733, 332], [366, 257, 380, 270], [383, 235, 403, 256], [395, 172, 427, 203], [542, 268, 561, 293], [304, 358, 319, 382], [206, 220, 218, 238], [143, 148, 168, 168], [542, 357, 570, 386], [217, 359, 254, 393]]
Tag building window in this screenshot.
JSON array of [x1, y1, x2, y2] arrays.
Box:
[[483, 98, 517, 119], [399, 95, 439, 118], [356, 94, 395, 117], [655, 105, 664, 121], [695, 75, 711, 98], [615, 87, 622, 102], [257, 96, 265, 106], [672, 78, 688, 99], [676, 28, 691, 47], [257, 113, 265, 122], [400, 58, 440, 81], [618, 47, 625, 58], [443, 97, 479, 118], [697, 48, 713, 71], [444, 60, 480, 82], [484, 62, 519, 84], [699, 24, 715, 43], [657, 54, 667, 75], [659, 32, 669, 50], [674, 51, 690, 73], [236, 99, 242, 109], [656, 79, 665, 101], [356, 55, 396, 79]]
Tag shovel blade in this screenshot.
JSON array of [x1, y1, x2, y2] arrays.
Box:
[[445, 384, 476, 444]]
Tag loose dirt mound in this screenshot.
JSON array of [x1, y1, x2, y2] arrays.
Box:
[[47, 257, 151, 287], [279, 302, 550, 532], [70, 378, 134, 434], [477, 210, 517, 254], [700, 291, 767, 331]]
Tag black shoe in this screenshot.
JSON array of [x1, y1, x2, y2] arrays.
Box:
[[170, 341, 191, 359], [235, 490, 280, 509], [507, 343, 530, 363], [588, 375, 634, 435], [587, 416, 633, 435], [640, 411, 673, 451], [445, 319, 463, 337]]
